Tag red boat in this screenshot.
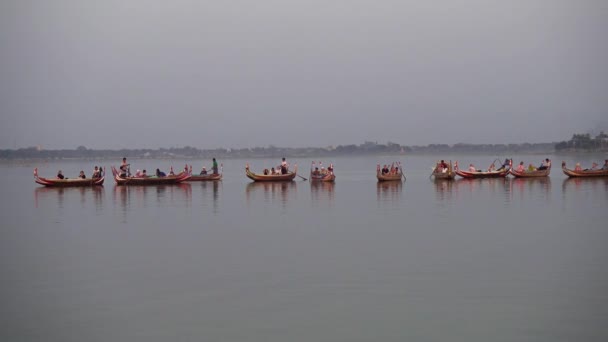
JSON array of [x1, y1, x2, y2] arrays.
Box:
[[34, 168, 105, 187], [454, 159, 511, 179], [111, 166, 190, 185]]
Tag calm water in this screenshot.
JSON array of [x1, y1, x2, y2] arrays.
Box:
[[1, 154, 607, 342]]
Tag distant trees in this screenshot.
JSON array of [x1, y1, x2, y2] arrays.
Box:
[[555, 132, 607, 151]]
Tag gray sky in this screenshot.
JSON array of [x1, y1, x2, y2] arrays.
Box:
[[1, 0, 607, 150]]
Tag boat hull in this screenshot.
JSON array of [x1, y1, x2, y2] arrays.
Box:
[[34, 168, 104, 187], [454, 160, 511, 179], [561, 162, 608, 177], [245, 164, 297, 182], [111, 166, 190, 185], [510, 167, 551, 178]]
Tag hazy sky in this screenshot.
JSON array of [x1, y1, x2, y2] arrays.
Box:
[[1, 0, 606, 149]]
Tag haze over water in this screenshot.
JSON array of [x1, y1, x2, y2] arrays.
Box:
[[1, 154, 607, 341]]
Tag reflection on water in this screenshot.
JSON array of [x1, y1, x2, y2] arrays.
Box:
[[376, 181, 402, 203], [113, 184, 192, 221], [310, 181, 335, 207], [511, 177, 552, 201], [432, 179, 454, 202], [562, 177, 608, 200], [246, 181, 296, 206], [34, 186, 104, 211], [200, 181, 221, 213], [452, 178, 511, 203]]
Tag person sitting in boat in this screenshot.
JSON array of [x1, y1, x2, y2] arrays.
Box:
[[394, 166, 399, 174], [574, 163, 582, 171], [200, 167, 208, 175], [280, 157, 289, 174], [312, 167, 320, 176], [134, 169, 143, 177], [591, 162, 599, 170], [142, 170, 148, 177], [382, 165, 389, 174], [328, 164, 334, 174], [603, 160, 608, 170], [169, 167, 175, 176], [92, 166, 101, 178], [270, 167, 276, 175], [538, 158, 551, 170], [57, 170, 65, 179], [78, 170, 86, 179], [516, 161, 525, 172], [263, 168, 269, 175], [496, 159, 511, 171], [156, 168, 166, 177], [438, 160, 448, 172], [119, 157, 130, 177], [468, 164, 476, 172], [320, 166, 326, 174]]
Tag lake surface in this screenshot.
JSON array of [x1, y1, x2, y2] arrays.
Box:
[[1, 154, 607, 341]]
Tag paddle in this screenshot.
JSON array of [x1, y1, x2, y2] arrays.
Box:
[[297, 174, 308, 181]]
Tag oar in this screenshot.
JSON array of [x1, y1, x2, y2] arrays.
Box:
[[297, 174, 308, 181]]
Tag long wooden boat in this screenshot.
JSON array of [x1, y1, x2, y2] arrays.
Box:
[[431, 160, 455, 180], [309, 161, 335, 182], [376, 163, 405, 182], [111, 166, 190, 185], [510, 163, 551, 178], [245, 163, 297, 182], [561, 161, 608, 178], [454, 160, 511, 179], [34, 168, 105, 187], [186, 165, 223, 181]]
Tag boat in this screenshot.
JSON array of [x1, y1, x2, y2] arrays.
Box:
[[561, 161, 608, 178], [454, 159, 511, 179], [245, 163, 298, 182], [376, 163, 405, 182], [34, 168, 105, 187], [509, 161, 551, 178], [431, 160, 455, 180], [186, 165, 223, 181], [110, 166, 190, 185], [309, 161, 336, 182]]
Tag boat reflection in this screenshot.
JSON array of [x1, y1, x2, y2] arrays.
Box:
[[34, 186, 104, 210], [511, 177, 551, 201], [432, 179, 454, 202], [376, 181, 402, 202], [310, 181, 335, 207], [113, 183, 192, 215], [562, 177, 608, 200], [246, 181, 296, 206], [199, 181, 221, 213], [452, 178, 511, 203]]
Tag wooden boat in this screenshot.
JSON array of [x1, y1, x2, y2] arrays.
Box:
[[34, 168, 105, 187], [454, 159, 511, 179], [245, 163, 298, 182], [111, 166, 190, 185], [309, 161, 335, 182], [431, 160, 455, 180], [561, 161, 608, 178], [186, 165, 223, 181], [376, 163, 405, 182], [510, 162, 551, 178]]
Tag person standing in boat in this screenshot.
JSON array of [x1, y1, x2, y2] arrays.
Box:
[[92, 166, 101, 179], [280, 157, 289, 174], [119, 157, 130, 177], [602, 160, 608, 170], [212, 158, 219, 175]]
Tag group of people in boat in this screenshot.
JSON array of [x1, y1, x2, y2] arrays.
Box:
[[56, 166, 103, 179], [572, 159, 608, 171], [434, 160, 450, 173], [199, 158, 219, 175], [515, 158, 551, 172], [312, 163, 334, 176], [380, 163, 400, 175], [467, 159, 512, 173], [263, 157, 291, 175]]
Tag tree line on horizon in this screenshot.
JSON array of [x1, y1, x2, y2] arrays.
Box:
[[0, 139, 572, 160]]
